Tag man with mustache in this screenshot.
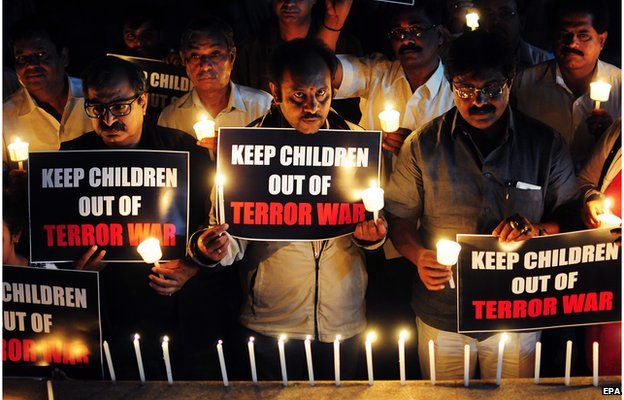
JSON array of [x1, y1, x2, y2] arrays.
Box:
[[189, 39, 387, 380], [384, 31, 578, 380], [3, 17, 91, 167], [159, 17, 272, 153], [513, 0, 620, 167]]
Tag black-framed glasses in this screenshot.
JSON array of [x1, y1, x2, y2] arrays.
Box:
[[84, 94, 142, 118], [452, 80, 509, 100], [388, 24, 438, 41]]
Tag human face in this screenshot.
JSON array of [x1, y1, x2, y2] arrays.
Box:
[[452, 69, 511, 130], [13, 36, 67, 93], [555, 13, 607, 72], [480, 0, 520, 44], [181, 34, 235, 93], [389, 10, 441, 72], [273, 0, 316, 23], [270, 67, 332, 134], [86, 80, 147, 147], [123, 22, 160, 58]]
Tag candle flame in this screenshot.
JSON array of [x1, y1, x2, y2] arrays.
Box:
[[335, 334, 342, 341], [399, 330, 409, 340], [216, 174, 226, 186], [385, 104, 393, 111], [200, 114, 207, 121], [13, 137, 22, 144], [162, 335, 170, 343], [604, 197, 613, 214], [279, 334, 287, 342], [366, 331, 377, 342], [249, 336, 255, 343], [218, 339, 223, 345], [501, 333, 509, 343], [305, 335, 312, 341], [134, 333, 140, 341], [369, 179, 378, 188]]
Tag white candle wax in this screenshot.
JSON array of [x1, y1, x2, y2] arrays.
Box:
[[248, 337, 258, 384], [47, 380, 54, 400], [193, 116, 216, 140], [590, 81, 611, 109], [534, 341, 541, 384], [466, 12, 479, 30], [216, 175, 226, 224], [597, 213, 622, 228], [133, 334, 146, 384], [436, 239, 461, 289], [464, 344, 470, 387], [103, 340, 116, 382], [362, 182, 384, 221], [162, 336, 173, 385], [378, 107, 400, 133], [278, 335, 288, 386], [564, 340, 572, 386], [398, 331, 407, 385], [365, 332, 376, 385], [216, 340, 229, 387], [496, 333, 508, 385], [334, 335, 341, 386], [304, 335, 315, 386], [8, 138, 29, 162], [137, 237, 162, 264], [428, 339, 436, 385], [593, 341, 599, 387]]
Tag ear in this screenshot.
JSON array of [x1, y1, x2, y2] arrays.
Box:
[[230, 46, 237, 64], [60, 47, 69, 68], [11, 230, 21, 244], [179, 50, 186, 66], [598, 31, 608, 49], [138, 92, 149, 114], [269, 82, 281, 103]]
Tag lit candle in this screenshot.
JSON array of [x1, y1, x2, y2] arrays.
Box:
[[216, 340, 229, 387], [464, 344, 470, 387], [216, 174, 226, 224], [378, 105, 400, 133], [466, 12, 479, 31], [334, 335, 341, 386], [534, 341, 541, 384], [496, 333, 508, 385], [278, 334, 288, 386], [593, 341, 599, 387], [436, 239, 461, 290], [47, 380, 54, 400], [137, 237, 164, 278], [248, 337, 258, 384], [8, 137, 29, 170], [193, 114, 216, 140], [365, 331, 377, 386], [162, 336, 173, 385], [304, 335, 315, 386], [361, 180, 384, 221], [597, 197, 622, 228], [590, 81, 611, 110], [133, 334, 146, 384], [564, 340, 572, 386], [428, 339, 436, 385], [398, 330, 408, 385], [103, 340, 116, 382]]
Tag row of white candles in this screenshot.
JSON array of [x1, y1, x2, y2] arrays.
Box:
[[101, 333, 601, 387]]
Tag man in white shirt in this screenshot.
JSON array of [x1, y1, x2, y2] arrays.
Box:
[[513, 0, 620, 166], [158, 17, 272, 152], [3, 19, 91, 166]]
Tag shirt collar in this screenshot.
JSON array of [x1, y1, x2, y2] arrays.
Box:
[[185, 81, 245, 115], [20, 74, 74, 116], [393, 58, 445, 99], [554, 59, 602, 95]]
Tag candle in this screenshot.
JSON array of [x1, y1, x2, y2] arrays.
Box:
[[248, 337, 258, 384], [193, 114, 216, 140], [161, 336, 173, 385], [365, 331, 377, 386], [304, 335, 315, 386], [564, 340, 572, 386], [496, 333, 508, 385], [278, 334, 288, 386], [133, 334, 146, 384], [103, 340, 116, 382], [137, 237, 162, 265], [378, 105, 400, 133], [464, 344, 470, 387], [8, 138, 29, 170], [216, 174, 226, 224], [47, 380, 54, 400], [466, 12, 479, 30], [597, 197, 622, 228], [534, 341, 541, 384], [590, 81, 611, 109], [361, 180, 384, 221], [428, 339, 436, 385], [333, 335, 341, 386], [593, 341, 599, 387], [436, 239, 461, 290], [216, 340, 229, 387], [398, 330, 408, 385]]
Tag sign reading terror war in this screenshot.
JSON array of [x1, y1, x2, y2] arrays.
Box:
[[3, 266, 102, 379], [108, 54, 192, 114], [457, 229, 621, 333], [29, 150, 189, 262], [217, 128, 382, 240]]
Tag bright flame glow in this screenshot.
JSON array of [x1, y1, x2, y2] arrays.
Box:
[[366, 331, 377, 343], [279, 334, 287, 342], [605, 197, 614, 214], [501, 333, 509, 344], [399, 330, 409, 341], [385, 104, 393, 111], [216, 174, 226, 186], [162, 335, 170, 343], [134, 333, 141, 341], [249, 336, 255, 343], [335, 334, 342, 341], [218, 339, 223, 345], [306, 335, 312, 341]]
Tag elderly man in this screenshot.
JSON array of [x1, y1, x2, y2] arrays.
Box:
[[513, 0, 621, 166], [190, 39, 386, 380], [3, 18, 91, 166], [158, 17, 272, 152], [61, 56, 237, 379], [385, 31, 578, 380]]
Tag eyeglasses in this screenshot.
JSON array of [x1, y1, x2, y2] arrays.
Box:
[[452, 80, 508, 99], [388, 24, 437, 41], [557, 31, 593, 43], [84, 94, 142, 118], [15, 51, 51, 67]]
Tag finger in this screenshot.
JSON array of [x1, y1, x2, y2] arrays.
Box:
[[375, 218, 388, 237], [384, 137, 404, 148], [423, 281, 446, 291], [200, 224, 229, 242], [506, 227, 524, 242], [423, 267, 453, 279], [421, 255, 450, 270], [385, 132, 407, 142], [87, 250, 107, 271], [354, 222, 364, 239], [149, 282, 176, 296], [498, 223, 514, 242], [381, 142, 400, 153], [75, 245, 98, 269], [149, 273, 180, 288], [492, 220, 506, 236]]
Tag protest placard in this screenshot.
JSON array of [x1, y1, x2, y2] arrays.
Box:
[[29, 150, 189, 262], [217, 127, 382, 240]]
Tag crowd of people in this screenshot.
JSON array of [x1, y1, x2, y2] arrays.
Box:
[[2, 0, 621, 382]]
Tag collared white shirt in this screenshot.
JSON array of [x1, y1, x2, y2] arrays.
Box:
[[336, 54, 454, 133], [514, 59, 621, 164], [516, 40, 553, 70], [158, 82, 272, 136], [3, 75, 91, 162]]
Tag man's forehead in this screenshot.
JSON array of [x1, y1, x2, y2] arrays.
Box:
[[282, 68, 330, 88], [185, 33, 228, 51], [392, 10, 430, 27], [14, 36, 56, 54], [453, 69, 506, 84], [87, 81, 134, 102], [559, 13, 594, 29]]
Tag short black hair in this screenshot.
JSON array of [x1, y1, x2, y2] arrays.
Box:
[[553, 0, 609, 34], [180, 17, 235, 53], [81, 56, 147, 98], [385, 0, 444, 28], [269, 38, 338, 85], [445, 30, 515, 82], [10, 15, 67, 54]]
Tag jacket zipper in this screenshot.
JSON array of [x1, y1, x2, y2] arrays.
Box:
[[312, 241, 327, 341]]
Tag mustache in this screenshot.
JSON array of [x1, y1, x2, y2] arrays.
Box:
[[399, 43, 423, 54], [197, 71, 217, 79], [99, 121, 126, 131], [562, 47, 584, 57], [302, 113, 321, 119], [469, 104, 496, 115]]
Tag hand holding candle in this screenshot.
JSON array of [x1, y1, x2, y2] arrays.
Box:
[[193, 114, 216, 140], [379, 105, 400, 133], [590, 81, 611, 110], [436, 239, 461, 289], [8, 137, 29, 170], [597, 197, 622, 228], [361, 180, 384, 221]]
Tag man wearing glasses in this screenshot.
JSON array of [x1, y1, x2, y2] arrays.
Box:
[[513, 0, 620, 167], [384, 31, 578, 380]]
